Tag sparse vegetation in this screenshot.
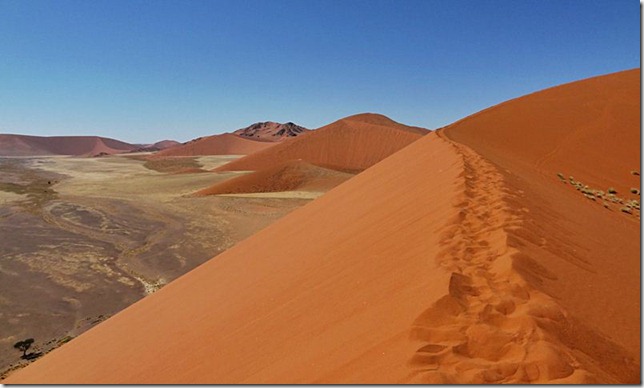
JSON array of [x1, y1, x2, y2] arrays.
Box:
[[558, 172, 639, 218], [57, 336, 74, 345], [631, 170, 640, 176], [13, 338, 34, 358], [126, 156, 205, 174]]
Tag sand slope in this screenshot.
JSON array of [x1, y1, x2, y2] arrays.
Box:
[[151, 133, 276, 158], [0, 134, 137, 156], [195, 160, 354, 196], [216, 113, 428, 173], [441, 68, 641, 382], [130, 140, 182, 153]]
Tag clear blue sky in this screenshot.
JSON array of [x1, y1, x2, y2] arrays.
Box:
[[0, 0, 639, 143]]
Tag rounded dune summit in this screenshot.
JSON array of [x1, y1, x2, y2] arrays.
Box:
[[215, 113, 428, 173], [151, 133, 276, 158]]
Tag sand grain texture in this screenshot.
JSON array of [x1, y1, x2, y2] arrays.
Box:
[[442, 68, 640, 383]]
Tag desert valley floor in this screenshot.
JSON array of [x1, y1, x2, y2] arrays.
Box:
[[0, 154, 314, 377]]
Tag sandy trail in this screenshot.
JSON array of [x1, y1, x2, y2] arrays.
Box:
[[409, 137, 600, 383]]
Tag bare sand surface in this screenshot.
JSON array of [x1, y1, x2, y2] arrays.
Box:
[[442, 68, 640, 382], [152, 133, 277, 158], [0, 134, 136, 156], [215, 191, 325, 199], [0, 155, 310, 378], [196, 160, 354, 196], [216, 113, 428, 173]]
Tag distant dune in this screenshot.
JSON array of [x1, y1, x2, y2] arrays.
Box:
[[4, 70, 640, 384], [233, 121, 309, 141], [216, 113, 428, 173], [152, 121, 308, 158], [195, 160, 353, 196], [130, 140, 181, 153], [151, 133, 277, 158], [0, 134, 137, 156]]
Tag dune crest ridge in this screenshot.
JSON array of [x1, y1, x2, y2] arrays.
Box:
[[408, 134, 635, 383]]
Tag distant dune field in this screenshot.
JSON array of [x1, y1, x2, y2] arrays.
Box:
[[216, 113, 428, 173], [0, 135, 138, 156]]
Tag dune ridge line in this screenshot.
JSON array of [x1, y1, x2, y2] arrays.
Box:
[[406, 133, 634, 383]]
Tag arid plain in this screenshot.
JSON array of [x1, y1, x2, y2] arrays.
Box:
[[0, 152, 314, 377]]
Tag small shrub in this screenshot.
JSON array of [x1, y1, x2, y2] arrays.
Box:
[[621, 207, 633, 214], [608, 187, 617, 194], [631, 170, 640, 176], [13, 338, 34, 358], [630, 188, 640, 195]]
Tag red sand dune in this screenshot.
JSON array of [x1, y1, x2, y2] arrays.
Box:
[[441, 68, 641, 382], [151, 140, 181, 150], [4, 70, 640, 384], [233, 121, 309, 141], [151, 133, 276, 158], [129, 140, 181, 153], [0, 134, 137, 156], [195, 160, 354, 196], [216, 113, 428, 173]]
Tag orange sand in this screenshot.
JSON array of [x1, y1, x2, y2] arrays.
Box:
[[4, 70, 640, 384], [442, 68, 641, 382], [151, 133, 276, 158], [195, 160, 353, 195], [216, 113, 428, 173]]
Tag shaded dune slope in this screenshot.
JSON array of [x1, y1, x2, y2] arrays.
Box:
[[151, 133, 276, 158], [195, 160, 354, 196], [4, 70, 639, 384], [216, 113, 428, 173], [0, 134, 136, 156], [442, 68, 640, 382]]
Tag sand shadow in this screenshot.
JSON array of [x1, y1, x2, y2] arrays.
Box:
[[21, 352, 43, 361]]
